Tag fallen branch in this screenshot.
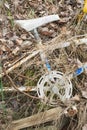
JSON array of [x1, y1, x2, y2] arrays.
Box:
[[8, 107, 63, 130], [0, 50, 40, 78]]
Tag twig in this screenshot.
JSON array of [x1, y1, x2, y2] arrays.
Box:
[[1, 37, 87, 78], [4, 70, 40, 99], [0, 50, 40, 78]]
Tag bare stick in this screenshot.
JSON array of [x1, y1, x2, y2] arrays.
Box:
[[4, 71, 40, 99], [0, 50, 40, 78], [8, 107, 63, 130]]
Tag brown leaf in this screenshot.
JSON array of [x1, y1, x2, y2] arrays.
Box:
[[16, 39, 23, 45], [13, 0, 19, 8], [61, 26, 67, 34], [49, 5, 58, 14], [64, 106, 78, 117], [49, 23, 58, 30], [71, 94, 80, 101], [82, 91, 87, 99], [29, 1, 38, 8], [21, 34, 27, 40], [40, 27, 54, 36], [12, 46, 20, 55]]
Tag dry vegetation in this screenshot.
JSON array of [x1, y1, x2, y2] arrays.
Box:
[[0, 0, 87, 130]]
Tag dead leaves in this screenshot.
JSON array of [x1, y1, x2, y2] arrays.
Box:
[[82, 90, 87, 99], [0, 1, 87, 130]]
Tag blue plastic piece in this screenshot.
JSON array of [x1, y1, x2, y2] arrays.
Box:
[[74, 67, 84, 76], [45, 59, 51, 71]]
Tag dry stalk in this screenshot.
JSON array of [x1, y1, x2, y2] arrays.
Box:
[[0, 50, 40, 78], [3, 69, 40, 99]]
